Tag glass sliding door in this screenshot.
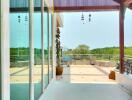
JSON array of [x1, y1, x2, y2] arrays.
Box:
[[44, 11, 49, 88], [0, 1, 1, 99], [34, 12, 42, 100], [10, 12, 30, 100], [0, 32, 2, 100], [10, 1, 54, 99], [49, 13, 53, 82], [0, 37, 2, 100]]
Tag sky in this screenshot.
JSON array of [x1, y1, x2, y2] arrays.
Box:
[[60, 9, 132, 50], [10, 9, 132, 50]]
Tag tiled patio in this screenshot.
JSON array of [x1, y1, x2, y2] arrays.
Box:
[[57, 65, 115, 83]]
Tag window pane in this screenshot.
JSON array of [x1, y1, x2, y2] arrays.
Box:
[[34, 12, 42, 100], [49, 13, 53, 81], [44, 11, 49, 87], [0, 3, 1, 98], [10, 0, 41, 8], [10, 12, 29, 100]]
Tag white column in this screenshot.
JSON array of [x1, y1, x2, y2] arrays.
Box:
[[29, 0, 34, 100], [52, 13, 57, 79], [0, 0, 10, 100]]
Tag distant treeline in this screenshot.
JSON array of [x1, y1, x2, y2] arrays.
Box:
[[91, 47, 132, 56], [10, 48, 49, 55], [91, 47, 119, 54], [10, 48, 49, 62], [10, 46, 132, 57], [64, 45, 132, 56]]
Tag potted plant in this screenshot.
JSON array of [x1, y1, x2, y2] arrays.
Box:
[[56, 28, 63, 75]]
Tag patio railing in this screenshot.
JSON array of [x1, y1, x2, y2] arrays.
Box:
[[61, 54, 132, 75], [124, 55, 132, 75], [61, 54, 119, 66]]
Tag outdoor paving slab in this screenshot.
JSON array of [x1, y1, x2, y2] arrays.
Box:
[[41, 81, 132, 100], [57, 65, 115, 83], [41, 65, 132, 100]]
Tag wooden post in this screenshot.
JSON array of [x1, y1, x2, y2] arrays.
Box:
[[119, 1, 125, 74]]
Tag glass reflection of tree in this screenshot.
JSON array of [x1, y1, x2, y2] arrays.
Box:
[[17, 13, 28, 61], [17, 14, 21, 57]]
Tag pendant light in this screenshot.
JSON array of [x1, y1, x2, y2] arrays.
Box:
[[18, 15, 21, 23], [89, 14, 91, 22], [81, 13, 85, 24]]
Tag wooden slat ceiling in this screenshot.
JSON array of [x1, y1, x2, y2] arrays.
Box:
[[10, 0, 132, 12], [54, 0, 121, 12]]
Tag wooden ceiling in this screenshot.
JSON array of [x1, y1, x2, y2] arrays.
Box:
[[54, 0, 120, 12], [10, 0, 132, 12], [53, 0, 132, 12]]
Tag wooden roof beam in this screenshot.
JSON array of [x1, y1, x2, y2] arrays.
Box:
[[54, 6, 120, 12], [123, 0, 132, 9], [128, 3, 132, 9], [124, 0, 132, 5], [122, 0, 132, 11], [114, 0, 132, 6]]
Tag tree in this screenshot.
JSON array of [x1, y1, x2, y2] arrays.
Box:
[[73, 44, 89, 54]]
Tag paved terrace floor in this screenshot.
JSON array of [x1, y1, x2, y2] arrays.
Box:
[[41, 65, 132, 100], [57, 65, 115, 83]]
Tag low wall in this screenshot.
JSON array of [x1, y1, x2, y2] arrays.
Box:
[[10, 61, 29, 67], [95, 61, 116, 67], [63, 60, 90, 65], [116, 72, 132, 95], [63, 60, 116, 67]]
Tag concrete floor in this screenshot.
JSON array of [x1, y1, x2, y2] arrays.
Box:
[[41, 65, 132, 100], [41, 81, 132, 100]]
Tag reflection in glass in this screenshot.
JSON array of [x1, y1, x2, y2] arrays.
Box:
[[0, 8, 1, 99], [44, 12, 49, 87], [10, 13, 29, 100], [49, 13, 53, 82], [34, 12, 42, 100]]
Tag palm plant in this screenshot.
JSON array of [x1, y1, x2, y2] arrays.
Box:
[[56, 27, 63, 75]]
